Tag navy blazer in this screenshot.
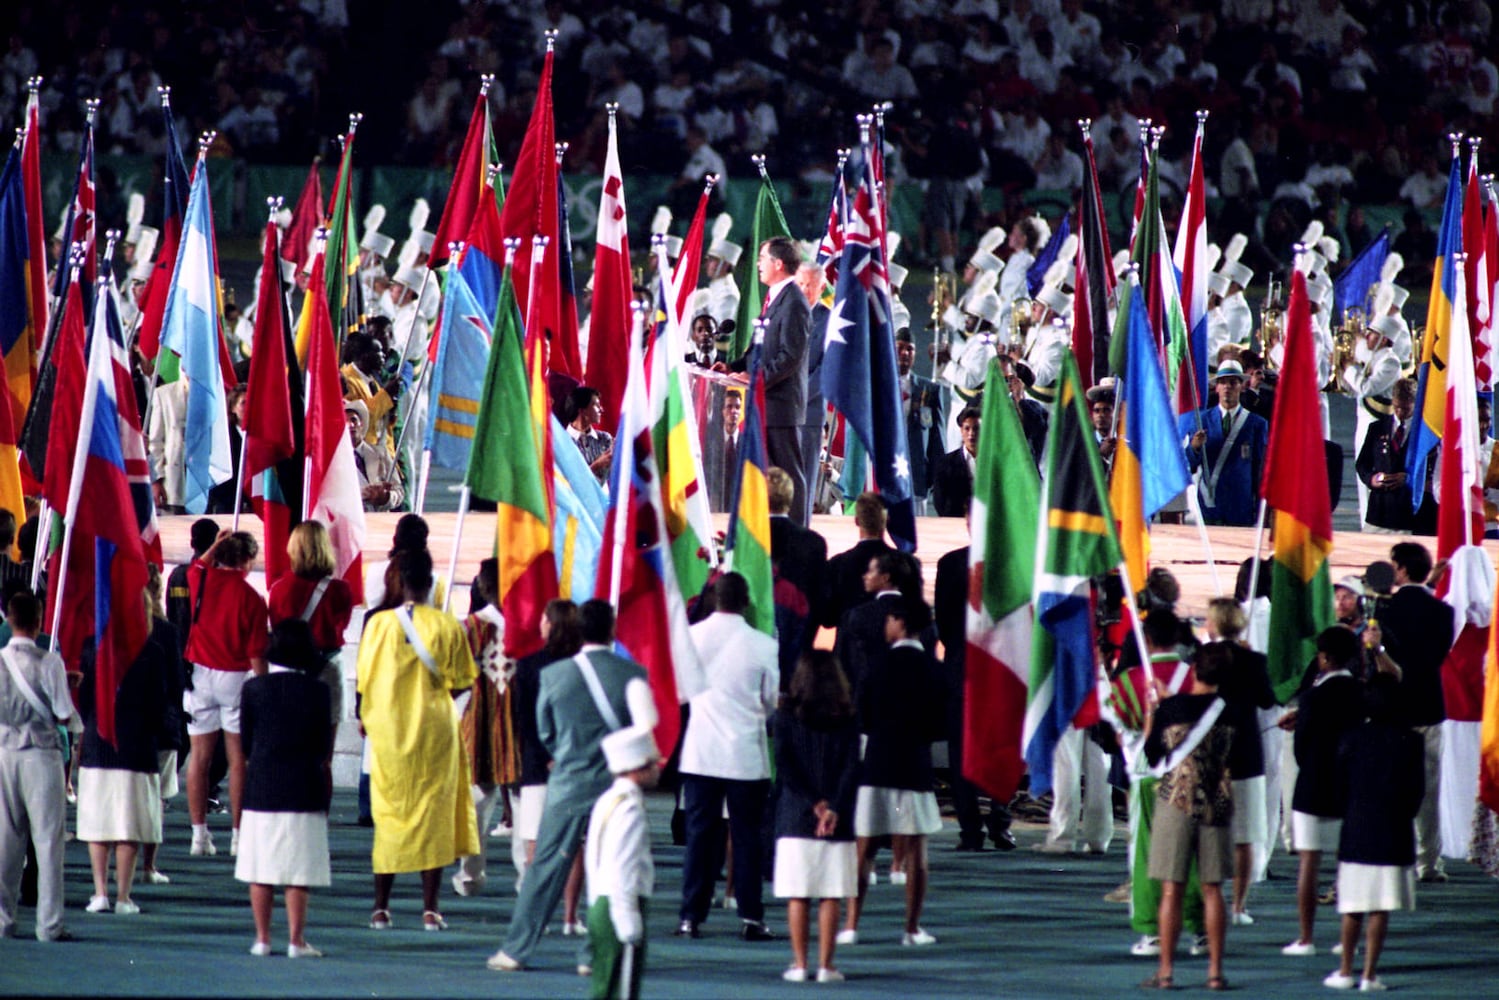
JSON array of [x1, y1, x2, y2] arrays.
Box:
[[737, 282, 810, 427]]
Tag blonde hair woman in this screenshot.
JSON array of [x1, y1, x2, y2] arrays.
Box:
[[268, 521, 354, 746]]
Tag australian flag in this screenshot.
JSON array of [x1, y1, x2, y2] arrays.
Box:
[[821, 137, 916, 552]]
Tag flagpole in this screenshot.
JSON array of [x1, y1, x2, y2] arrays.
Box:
[[1183, 480, 1224, 596], [303, 227, 329, 524], [1244, 498, 1270, 634], [440, 486, 470, 614], [231, 427, 247, 531], [28, 501, 48, 592]]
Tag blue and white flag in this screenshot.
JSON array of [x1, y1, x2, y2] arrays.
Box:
[[1333, 228, 1391, 325], [424, 267, 492, 470]]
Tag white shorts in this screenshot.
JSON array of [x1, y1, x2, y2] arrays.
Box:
[[184, 665, 249, 735], [1291, 810, 1341, 853], [1231, 776, 1267, 846]]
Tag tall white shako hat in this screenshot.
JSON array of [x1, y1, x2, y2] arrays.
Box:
[[707, 213, 742, 266]]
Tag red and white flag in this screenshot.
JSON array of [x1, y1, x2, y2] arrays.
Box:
[[585, 111, 632, 430]]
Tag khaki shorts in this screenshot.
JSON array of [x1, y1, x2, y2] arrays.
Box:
[[184, 665, 248, 735], [1148, 801, 1231, 885]]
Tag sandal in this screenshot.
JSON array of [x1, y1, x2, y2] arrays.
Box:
[[1139, 974, 1176, 990], [423, 910, 448, 931], [1207, 975, 1230, 991], [369, 909, 392, 930]]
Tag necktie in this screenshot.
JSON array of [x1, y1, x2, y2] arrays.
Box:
[[1221, 411, 1231, 437], [1392, 422, 1405, 451]]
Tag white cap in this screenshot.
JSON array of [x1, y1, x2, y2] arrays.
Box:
[[602, 725, 659, 774], [279, 258, 298, 284], [1334, 575, 1365, 596], [891, 298, 911, 331], [708, 238, 742, 266], [970, 290, 1004, 326], [1036, 283, 1072, 317], [1207, 271, 1230, 296], [414, 230, 435, 253], [689, 289, 712, 321], [1388, 284, 1409, 309], [969, 248, 1002, 273], [394, 264, 428, 289], [664, 235, 684, 260], [1306, 271, 1333, 304], [1219, 259, 1253, 287], [887, 261, 908, 291], [1370, 312, 1404, 343], [361, 231, 395, 258]]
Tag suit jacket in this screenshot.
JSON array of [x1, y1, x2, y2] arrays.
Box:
[[931, 447, 974, 518], [1018, 397, 1048, 465], [805, 302, 828, 425], [822, 537, 894, 627], [734, 281, 810, 427], [934, 546, 969, 699], [1180, 405, 1269, 526], [771, 515, 827, 679], [538, 647, 649, 811], [1292, 671, 1365, 817], [1356, 416, 1437, 533], [904, 372, 947, 497], [834, 592, 904, 727], [1381, 584, 1453, 726], [685, 348, 728, 369]]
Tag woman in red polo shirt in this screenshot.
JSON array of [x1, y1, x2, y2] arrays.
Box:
[[184, 530, 269, 859], [267, 521, 354, 752]]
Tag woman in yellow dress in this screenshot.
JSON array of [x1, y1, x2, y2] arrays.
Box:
[[356, 549, 479, 931]]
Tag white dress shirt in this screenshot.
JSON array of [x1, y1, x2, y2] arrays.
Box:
[[680, 612, 779, 781], [584, 776, 654, 944]]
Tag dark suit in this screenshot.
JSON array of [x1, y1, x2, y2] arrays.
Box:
[[685, 349, 728, 368], [935, 546, 1011, 846], [931, 447, 974, 518], [770, 514, 827, 688], [902, 371, 947, 499], [821, 537, 894, 628], [801, 302, 829, 522], [735, 281, 811, 524], [1356, 416, 1437, 533], [834, 592, 903, 726], [1018, 397, 1048, 466]]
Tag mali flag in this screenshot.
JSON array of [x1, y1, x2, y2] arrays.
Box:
[[466, 265, 556, 659], [1263, 270, 1334, 703], [723, 341, 774, 635]]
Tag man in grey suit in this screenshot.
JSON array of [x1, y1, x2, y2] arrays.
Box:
[[723, 236, 811, 525], [488, 600, 657, 974]]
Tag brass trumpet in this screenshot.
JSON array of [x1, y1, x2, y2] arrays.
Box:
[[1260, 280, 1283, 370], [1328, 305, 1363, 393]]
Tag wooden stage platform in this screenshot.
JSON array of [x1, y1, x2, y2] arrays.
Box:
[[155, 513, 1497, 618]]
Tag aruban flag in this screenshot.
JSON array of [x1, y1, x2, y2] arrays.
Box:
[[598, 305, 705, 756], [1407, 151, 1464, 506], [963, 358, 1039, 801], [243, 217, 304, 587], [586, 111, 632, 429], [1110, 278, 1190, 597], [1263, 270, 1334, 703], [1464, 145, 1490, 391], [135, 90, 190, 363], [729, 169, 792, 362], [549, 408, 606, 601], [423, 267, 491, 472], [428, 78, 496, 271], [302, 246, 366, 604], [723, 339, 774, 635], [1026, 351, 1121, 795], [465, 260, 556, 659], [1171, 115, 1210, 416], [57, 284, 151, 745], [281, 157, 324, 279], [1073, 124, 1115, 387]]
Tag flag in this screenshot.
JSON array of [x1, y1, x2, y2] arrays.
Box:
[[466, 264, 556, 659], [549, 411, 606, 601], [962, 359, 1039, 801], [323, 122, 360, 345], [1263, 270, 1335, 703], [815, 164, 847, 289], [51, 107, 97, 308], [429, 81, 495, 271], [729, 170, 792, 361], [57, 286, 151, 745], [1333, 229, 1391, 326], [243, 218, 304, 587], [1483, 177, 1499, 398], [280, 157, 323, 278], [669, 183, 712, 327], [1172, 117, 1209, 416], [723, 343, 774, 635], [598, 307, 705, 756], [455, 178, 508, 331], [34, 276, 87, 512], [555, 164, 581, 379], [821, 142, 917, 552], [1464, 148, 1490, 392], [1027, 212, 1071, 296], [1407, 151, 1464, 507], [1026, 351, 1121, 795], [586, 112, 633, 429], [1110, 281, 1190, 596], [0, 150, 35, 530], [1124, 145, 1193, 414], [498, 43, 581, 381], [302, 249, 366, 604], [135, 92, 190, 363], [423, 267, 491, 472], [158, 158, 232, 515], [1073, 128, 1115, 388], [1479, 581, 1499, 812], [20, 86, 45, 369]]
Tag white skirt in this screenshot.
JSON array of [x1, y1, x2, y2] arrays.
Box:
[[854, 786, 943, 838], [157, 750, 179, 800], [1292, 810, 1341, 853], [1337, 862, 1416, 914], [516, 784, 547, 841], [76, 767, 161, 843], [774, 838, 858, 899], [234, 810, 331, 887], [1231, 775, 1267, 846]]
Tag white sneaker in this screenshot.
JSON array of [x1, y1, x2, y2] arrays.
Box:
[[817, 968, 846, 983], [451, 873, 484, 897], [288, 942, 323, 958], [249, 942, 272, 957], [1131, 935, 1161, 957], [901, 929, 937, 946], [835, 929, 858, 946], [888, 869, 908, 885], [1283, 940, 1317, 956], [782, 967, 808, 983], [721, 894, 737, 910], [1324, 971, 1358, 989], [1189, 935, 1209, 957], [113, 900, 140, 916], [230, 829, 240, 856], [143, 869, 171, 885], [85, 896, 111, 914], [1231, 910, 1254, 926], [189, 833, 216, 857], [486, 950, 522, 972], [562, 920, 587, 936], [490, 821, 513, 837], [1360, 979, 1386, 992]]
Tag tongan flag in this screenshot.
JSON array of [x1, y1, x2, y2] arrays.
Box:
[[1407, 151, 1464, 508], [158, 159, 232, 514], [423, 267, 491, 472], [822, 141, 917, 552], [723, 341, 774, 636], [1025, 351, 1121, 795], [243, 217, 304, 587], [1073, 126, 1115, 388], [59, 286, 150, 745], [429, 80, 495, 271], [963, 359, 1039, 801], [1333, 229, 1391, 326], [302, 248, 366, 604], [586, 112, 632, 430], [598, 307, 705, 756], [1263, 270, 1335, 703], [1172, 116, 1209, 416]]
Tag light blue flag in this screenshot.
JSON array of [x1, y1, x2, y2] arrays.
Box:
[[424, 268, 491, 470], [548, 414, 606, 599], [158, 162, 231, 514], [1120, 285, 1190, 518]]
